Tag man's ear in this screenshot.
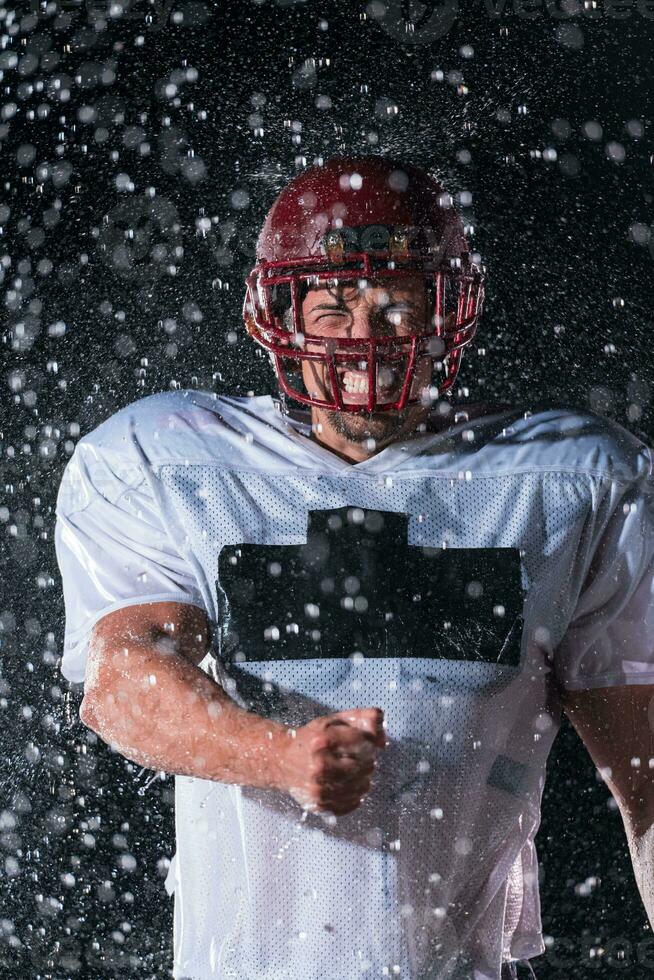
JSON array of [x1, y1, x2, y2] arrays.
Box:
[[242, 294, 258, 337], [243, 312, 257, 337]]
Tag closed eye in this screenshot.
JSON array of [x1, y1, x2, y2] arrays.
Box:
[[385, 306, 414, 320], [385, 303, 417, 315], [314, 309, 349, 320]]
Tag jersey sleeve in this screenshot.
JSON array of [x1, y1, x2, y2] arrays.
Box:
[[554, 460, 654, 691], [55, 442, 206, 687]]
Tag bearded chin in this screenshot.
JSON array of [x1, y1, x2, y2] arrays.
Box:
[[325, 409, 408, 444]]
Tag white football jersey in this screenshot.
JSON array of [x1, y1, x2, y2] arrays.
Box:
[[54, 390, 654, 980]]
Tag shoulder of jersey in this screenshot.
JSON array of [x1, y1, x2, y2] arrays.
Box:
[[71, 389, 301, 473], [407, 403, 652, 486], [437, 404, 652, 484]]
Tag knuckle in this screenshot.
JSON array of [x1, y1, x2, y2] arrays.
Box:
[[309, 756, 324, 775], [310, 734, 329, 753]]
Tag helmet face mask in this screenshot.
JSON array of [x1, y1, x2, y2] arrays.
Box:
[[243, 157, 485, 415]]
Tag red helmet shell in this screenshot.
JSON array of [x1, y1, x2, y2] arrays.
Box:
[[256, 156, 469, 266]]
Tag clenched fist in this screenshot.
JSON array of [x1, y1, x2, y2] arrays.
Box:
[[278, 708, 388, 816]]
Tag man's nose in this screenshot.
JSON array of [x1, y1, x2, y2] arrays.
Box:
[[349, 307, 384, 339]]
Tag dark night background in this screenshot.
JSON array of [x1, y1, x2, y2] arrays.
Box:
[[1, 0, 654, 976]]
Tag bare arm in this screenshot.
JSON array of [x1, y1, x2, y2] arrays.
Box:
[[81, 600, 387, 815], [561, 684, 654, 927], [79, 601, 292, 791]]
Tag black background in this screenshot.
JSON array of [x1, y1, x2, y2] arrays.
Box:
[[1, 0, 654, 976]]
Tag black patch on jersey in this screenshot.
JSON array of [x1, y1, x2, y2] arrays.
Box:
[[217, 507, 524, 667]]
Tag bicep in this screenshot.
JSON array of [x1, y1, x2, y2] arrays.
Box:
[[561, 684, 654, 833], [84, 600, 211, 705]]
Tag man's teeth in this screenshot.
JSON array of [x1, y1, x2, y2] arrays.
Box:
[[343, 374, 369, 393], [342, 368, 397, 394]]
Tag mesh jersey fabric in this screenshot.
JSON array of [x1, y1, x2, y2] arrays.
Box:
[[54, 389, 654, 980]]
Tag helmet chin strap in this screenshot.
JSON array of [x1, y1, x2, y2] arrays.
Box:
[[268, 351, 289, 416]]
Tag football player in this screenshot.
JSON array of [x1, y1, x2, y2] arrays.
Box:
[[55, 156, 654, 980]]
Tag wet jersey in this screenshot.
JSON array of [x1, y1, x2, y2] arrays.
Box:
[[54, 390, 654, 980]]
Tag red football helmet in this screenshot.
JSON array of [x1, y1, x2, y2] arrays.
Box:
[[243, 155, 485, 413]]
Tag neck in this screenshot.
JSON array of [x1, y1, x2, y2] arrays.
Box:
[[308, 405, 432, 464]]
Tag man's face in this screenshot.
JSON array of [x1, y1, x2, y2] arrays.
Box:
[[297, 276, 437, 454]]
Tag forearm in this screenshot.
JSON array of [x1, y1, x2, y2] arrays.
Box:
[[80, 639, 292, 791], [623, 815, 654, 931]]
